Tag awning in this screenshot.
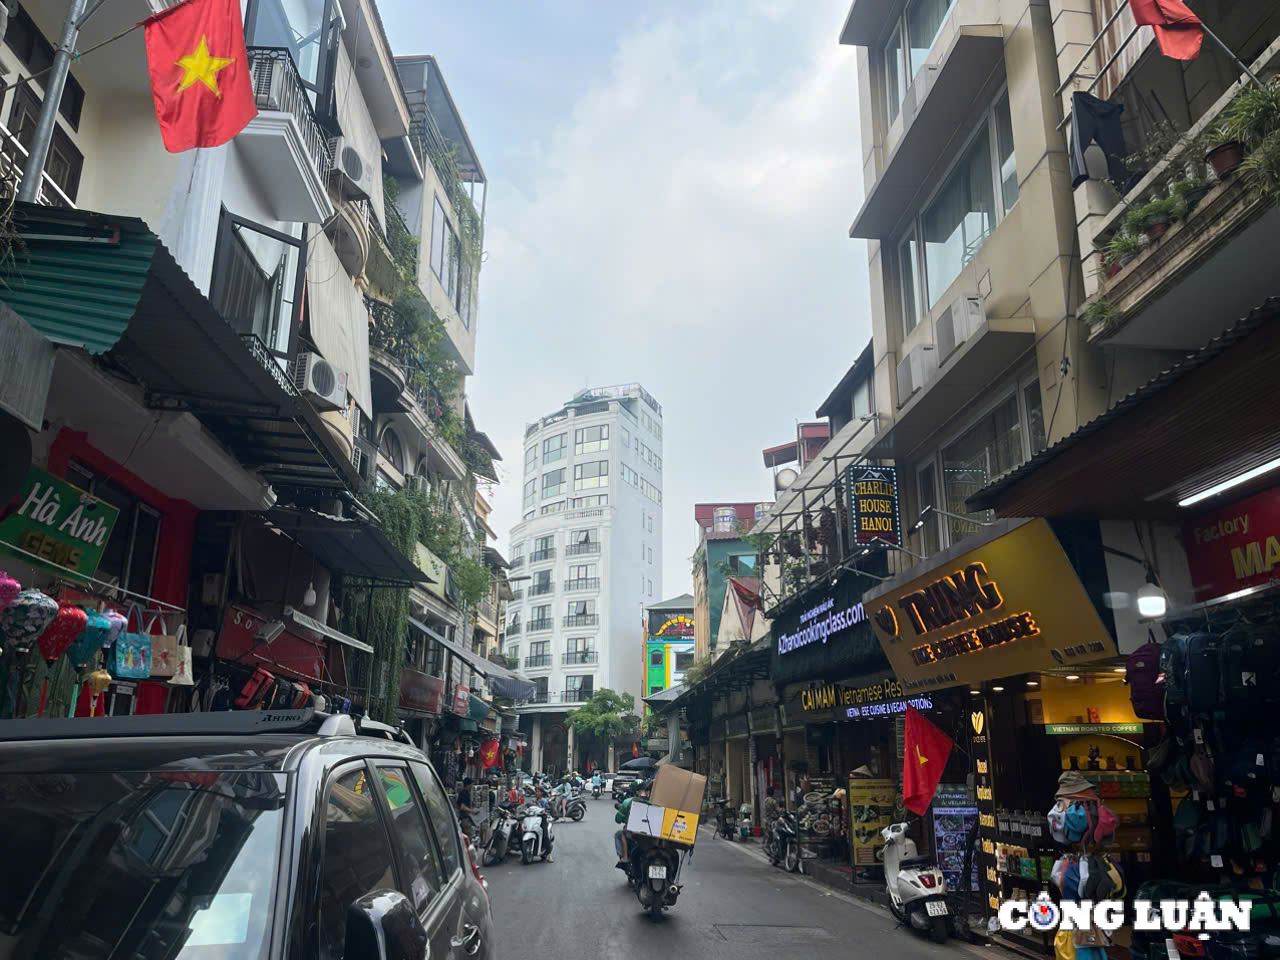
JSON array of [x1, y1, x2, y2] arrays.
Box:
[[0, 204, 361, 496], [468, 694, 492, 723], [307, 229, 373, 418], [968, 298, 1280, 519], [266, 507, 430, 585], [408, 617, 536, 700], [282, 604, 374, 654]]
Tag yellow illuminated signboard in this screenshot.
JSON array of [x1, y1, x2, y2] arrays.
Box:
[[865, 519, 1113, 692]]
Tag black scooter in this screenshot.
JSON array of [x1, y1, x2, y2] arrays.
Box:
[[618, 832, 684, 921], [714, 799, 737, 840], [766, 811, 800, 873]]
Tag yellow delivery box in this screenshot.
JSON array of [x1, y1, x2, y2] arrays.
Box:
[[660, 807, 699, 843]]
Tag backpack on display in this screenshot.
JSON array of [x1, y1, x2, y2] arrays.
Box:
[[1163, 633, 1193, 708], [1186, 633, 1224, 712], [235, 667, 274, 709], [1222, 630, 1280, 704], [1127, 640, 1166, 720]]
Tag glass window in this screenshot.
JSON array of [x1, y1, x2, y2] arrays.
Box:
[[574, 460, 609, 490], [575, 424, 610, 455], [941, 393, 1023, 541], [1024, 380, 1047, 456], [533, 570, 552, 590], [995, 92, 1018, 213], [852, 379, 873, 421], [245, 0, 334, 88], [523, 479, 536, 509], [374, 764, 444, 912], [543, 433, 566, 463], [570, 563, 596, 581], [923, 124, 995, 307], [409, 761, 462, 877], [531, 605, 551, 625], [899, 232, 921, 335], [542, 468, 566, 498], [318, 765, 396, 960], [530, 640, 549, 657], [380, 427, 404, 474], [675, 651, 695, 672], [535, 535, 555, 553], [621, 426, 631, 448], [884, 25, 904, 124], [568, 599, 595, 617], [729, 554, 757, 575], [916, 461, 941, 556], [650, 649, 663, 666], [524, 445, 537, 473], [565, 675, 593, 701], [540, 501, 565, 515], [9, 84, 82, 200], [907, 0, 955, 76], [210, 212, 304, 356], [67, 462, 160, 599]]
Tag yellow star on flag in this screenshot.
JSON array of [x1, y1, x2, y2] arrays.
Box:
[[915, 744, 929, 766], [175, 35, 234, 98]]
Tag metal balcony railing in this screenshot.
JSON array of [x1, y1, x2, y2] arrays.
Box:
[[246, 48, 332, 184], [530, 549, 555, 563], [525, 655, 552, 668], [527, 618, 553, 633], [564, 578, 600, 592], [0, 121, 75, 208], [509, 556, 525, 570], [505, 622, 522, 636], [531, 582, 554, 596], [564, 614, 598, 628], [366, 296, 418, 367], [563, 650, 598, 665], [566, 542, 600, 556], [562, 688, 593, 704], [510, 589, 524, 601], [531, 691, 550, 704]]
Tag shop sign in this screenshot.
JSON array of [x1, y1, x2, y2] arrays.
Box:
[[847, 464, 901, 546], [654, 614, 695, 637], [866, 519, 1113, 692], [969, 702, 998, 916], [415, 543, 448, 601], [0, 467, 120, 579], [451, 683, 469, 715], [1044, 722, 1142, 736], [847, 777, 894, 866], [776, 594, 868, 656], [796, 676, 935, 720], [647, 737, 670, 751], [399, 668, 444, 715], [215, 604, 324, 681], [1183, 486, 1280, 602]]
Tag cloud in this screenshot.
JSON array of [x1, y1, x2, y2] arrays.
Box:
[[467, 0, 870, 599]]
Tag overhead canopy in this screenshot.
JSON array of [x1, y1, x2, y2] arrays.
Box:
[[408, 617, 535, 700], [0, 204, 362, 497], [265, 507, 430, 585], [968, 298, 1280, 519], [282, 604, 374, 654], [307, 229, 373, 417]]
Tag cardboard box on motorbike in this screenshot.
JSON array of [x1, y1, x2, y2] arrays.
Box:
[[626, 767, 706, 846]]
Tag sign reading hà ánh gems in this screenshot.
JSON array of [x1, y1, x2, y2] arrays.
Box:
[[0, 467, 120, 579], [847, 464, 900, 546]]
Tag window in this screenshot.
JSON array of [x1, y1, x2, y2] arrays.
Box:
[[567, 599, 595, 618], [622, 426, 631, 448], [923, 127, 995, 307], [379, 427, 404, 474], [647, 579, 653, 597], [530, 605, 551, 628], [647, 546, 653, 564], [533, 570, 552, 595], [995, 91, 1018, 213], [917, 462, 941, 556], [620, 463, 639, 486], [650, 649, 663, 666], [542, 468, 566, 498], [5, 5, 85, 128], [570, 495, 608, 507], [507, 644, 519, 662], [542, 433, 566, 464], [409, 761, 462, 877], [567, 636, 593, 656], [430, 197, 447, 284], [540, 501, 565, 515], [574, 460, 609, 490], [525, 445, 537, 473], [66, 461, 160, 598], [648, 516, 654, 533], [569, 563, 596, 581], [907, 0, 955, 75], [728, 554, 757, 575], [941, 393, 1023, 541], [318, 765, 397, 960], [675, 651, 695, 672], [9, 85, 82, 204], [572, 528, 596, 546], [512, 542, 524, 561], [650, 685, 664, 694], [575, 424, 609, 455], [523, 479, 536, 510], [535, 535, 555, 554], [532, 677, 549, 699], [245, 0, 340, 98], [640, 477, 661, 502], [852, 379, 873, 422], [1024, 380, 1047, 455], [374, 764, 444, 912], [530, 640, 549, 659], [883, 24, 905, 124], [565, 675, 593, 702], [210, 211, 304, 356], [898, 232, 921, 336], [712, 506, 737, 533], [882, 0, 956, 124]]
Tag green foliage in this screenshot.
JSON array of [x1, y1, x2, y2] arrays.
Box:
[[680, 658, 711, 689], [1080, 297, 1116, 328], [642, 711, 666, 736], [567, 688, 638, 740], [1103, 230, 1141, 268], [1219, 79, 1280, 150]]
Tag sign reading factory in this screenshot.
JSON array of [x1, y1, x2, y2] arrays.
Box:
[[866, 519, 1114, 692], [848, 464, 900, 546]]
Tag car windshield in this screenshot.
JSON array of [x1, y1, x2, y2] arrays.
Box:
[[0, 769, 287, 960]]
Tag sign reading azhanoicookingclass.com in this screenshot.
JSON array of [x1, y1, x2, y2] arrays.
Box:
[[776, 595, 867, 655], [865, 519, 1115, 691]]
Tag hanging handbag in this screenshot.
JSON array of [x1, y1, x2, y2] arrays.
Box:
[[168, 626, 194, 686], [114, 605, 152, 680], [149, 616, 180, 678]]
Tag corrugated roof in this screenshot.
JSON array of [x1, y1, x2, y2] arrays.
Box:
[[648, 593, 694, 610]]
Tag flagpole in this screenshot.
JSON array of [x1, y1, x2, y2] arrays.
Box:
[[17, 0, 89, 203], [1198, 21, 1262, 87]]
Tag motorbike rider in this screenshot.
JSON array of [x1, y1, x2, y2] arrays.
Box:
[[613, 776, 652, 865], [551, 776, 573, 821], [592, 770, 603, 795], [456, 777, 478, 839], [506, 778, 522, 806]]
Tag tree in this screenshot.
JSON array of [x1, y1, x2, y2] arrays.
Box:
[[567, 688, 637, 739]]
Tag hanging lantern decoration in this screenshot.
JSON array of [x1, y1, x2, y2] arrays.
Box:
[[818, 506, 836, 551], [69, 610, 111, 670], [0, 572, 20, 612], [103, 609, 128, 647], [38, 604, 88, 664], [0, 589, 59, 653]]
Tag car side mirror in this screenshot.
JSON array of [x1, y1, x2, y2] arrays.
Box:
[[343, 889, 429, 960]]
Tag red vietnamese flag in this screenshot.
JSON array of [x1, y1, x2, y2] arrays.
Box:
[[142, 0, 257, 152], [902, 705, 953, 816], [1130, 0, 1203, 61], [479, 738, 500, 769]]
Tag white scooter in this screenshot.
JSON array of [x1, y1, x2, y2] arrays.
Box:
[[520, 801, 555, 864], [880, 822, 949, 943]]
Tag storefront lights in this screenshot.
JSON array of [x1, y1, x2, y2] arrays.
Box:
[[1178, 455, 1280, 507], [1136, 581, 1168, 619], [1065, 674, 1080, 681], [991, 685, 1005, 692]]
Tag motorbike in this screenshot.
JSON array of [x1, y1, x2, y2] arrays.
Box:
[[714, 799, 737, 840], [482, 802, 520, 866], [880, 822, 948, 943], [519, 802, 555, 864], [738, 803, 753, 840], [592, 781, 602, 799], [767, 810, 800, 873], [564, 790, 587, 822], [618, 832, 684, 921]]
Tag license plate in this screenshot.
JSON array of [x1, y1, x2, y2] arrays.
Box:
[[648, 864, 667, 879], [926, 901, 948, 917]]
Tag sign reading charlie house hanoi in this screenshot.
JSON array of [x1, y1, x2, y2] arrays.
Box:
[[0, 467, 120, 579], [847, 464, 900, 546]]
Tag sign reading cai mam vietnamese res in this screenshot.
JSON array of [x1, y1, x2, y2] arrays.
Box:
[[866, 519, 1114, 692], [0, 467, 120, 579], [847, 464, 900, 546]]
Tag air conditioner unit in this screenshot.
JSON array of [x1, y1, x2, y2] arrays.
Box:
[[352, 436, 377, 481], [292, 352, 347, 411], [895, 344, 937, 408], [327, 136, 373, 200], [936, 294, 986, 363]]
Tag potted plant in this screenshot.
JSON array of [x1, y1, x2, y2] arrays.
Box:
[[1138, 195, 1180, 242], [1080, 297, 1116, 330], [1170, 176, 1211, 214], [1206, 126, 1247, 179], [1103, 231, 1142, 278]]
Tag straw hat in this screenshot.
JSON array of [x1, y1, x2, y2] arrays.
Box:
[[1055, 771, 1098, 798]]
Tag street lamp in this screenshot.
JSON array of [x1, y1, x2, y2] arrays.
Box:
[[910, 504, 995, 533]]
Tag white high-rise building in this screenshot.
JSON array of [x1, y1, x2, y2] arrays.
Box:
[[506, 383, 663, 773]]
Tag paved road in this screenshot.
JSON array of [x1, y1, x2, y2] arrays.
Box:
[[481, 795, 975, 959]]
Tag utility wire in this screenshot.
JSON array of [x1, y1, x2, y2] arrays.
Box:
[[0, 21, 143, 100]]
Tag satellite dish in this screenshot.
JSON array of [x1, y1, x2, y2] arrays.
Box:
[[774, 467, 799, 492]]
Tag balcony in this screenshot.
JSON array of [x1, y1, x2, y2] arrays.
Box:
[[367, 297, 410, 410], [530, 548, 556, 563], [564, 578, 600, 592], [0, 122, 74, 208], [530, 582, 554, 597], [505, 622, 522, 636], [566, 541, 601, 557], [561, 689, 593, 704], [509, 556, 525, 570], [527, 618, 553, 633], [510, 588, 525, 600], [564, 614, 598, 628], [239, 48, 334, 223], [325, 191, 371, 278], [838, 0, 899, 47], [530, 691, 550, 704], [525, 655, 552, 669], [849, 0, 1004, 240], [563, 650, 598, 665]]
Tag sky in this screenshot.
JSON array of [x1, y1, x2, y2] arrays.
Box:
[[381, 0, 872, 601]]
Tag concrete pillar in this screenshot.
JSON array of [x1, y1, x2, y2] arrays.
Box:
[[607, 742, 616, 771], [566, 723, 576, 774], [531, 714, 543, 773], [667, 714, 680, 765]]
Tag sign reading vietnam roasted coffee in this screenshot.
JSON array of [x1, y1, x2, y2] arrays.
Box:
[[847, 464, 900, 546], [0, 467, 120, 579], [865, 519, 1114, 692]]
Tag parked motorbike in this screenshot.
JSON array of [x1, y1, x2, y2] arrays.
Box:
[[520, 802, 555, 864], [482, 802, 520, 867], [618, 832, 684, 921], [768, 810, 800, 873], [714, 799, 737, 841], [880, 822, 948, 943], [738, 802, 753, 840], [565, 790, 587, 822]]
